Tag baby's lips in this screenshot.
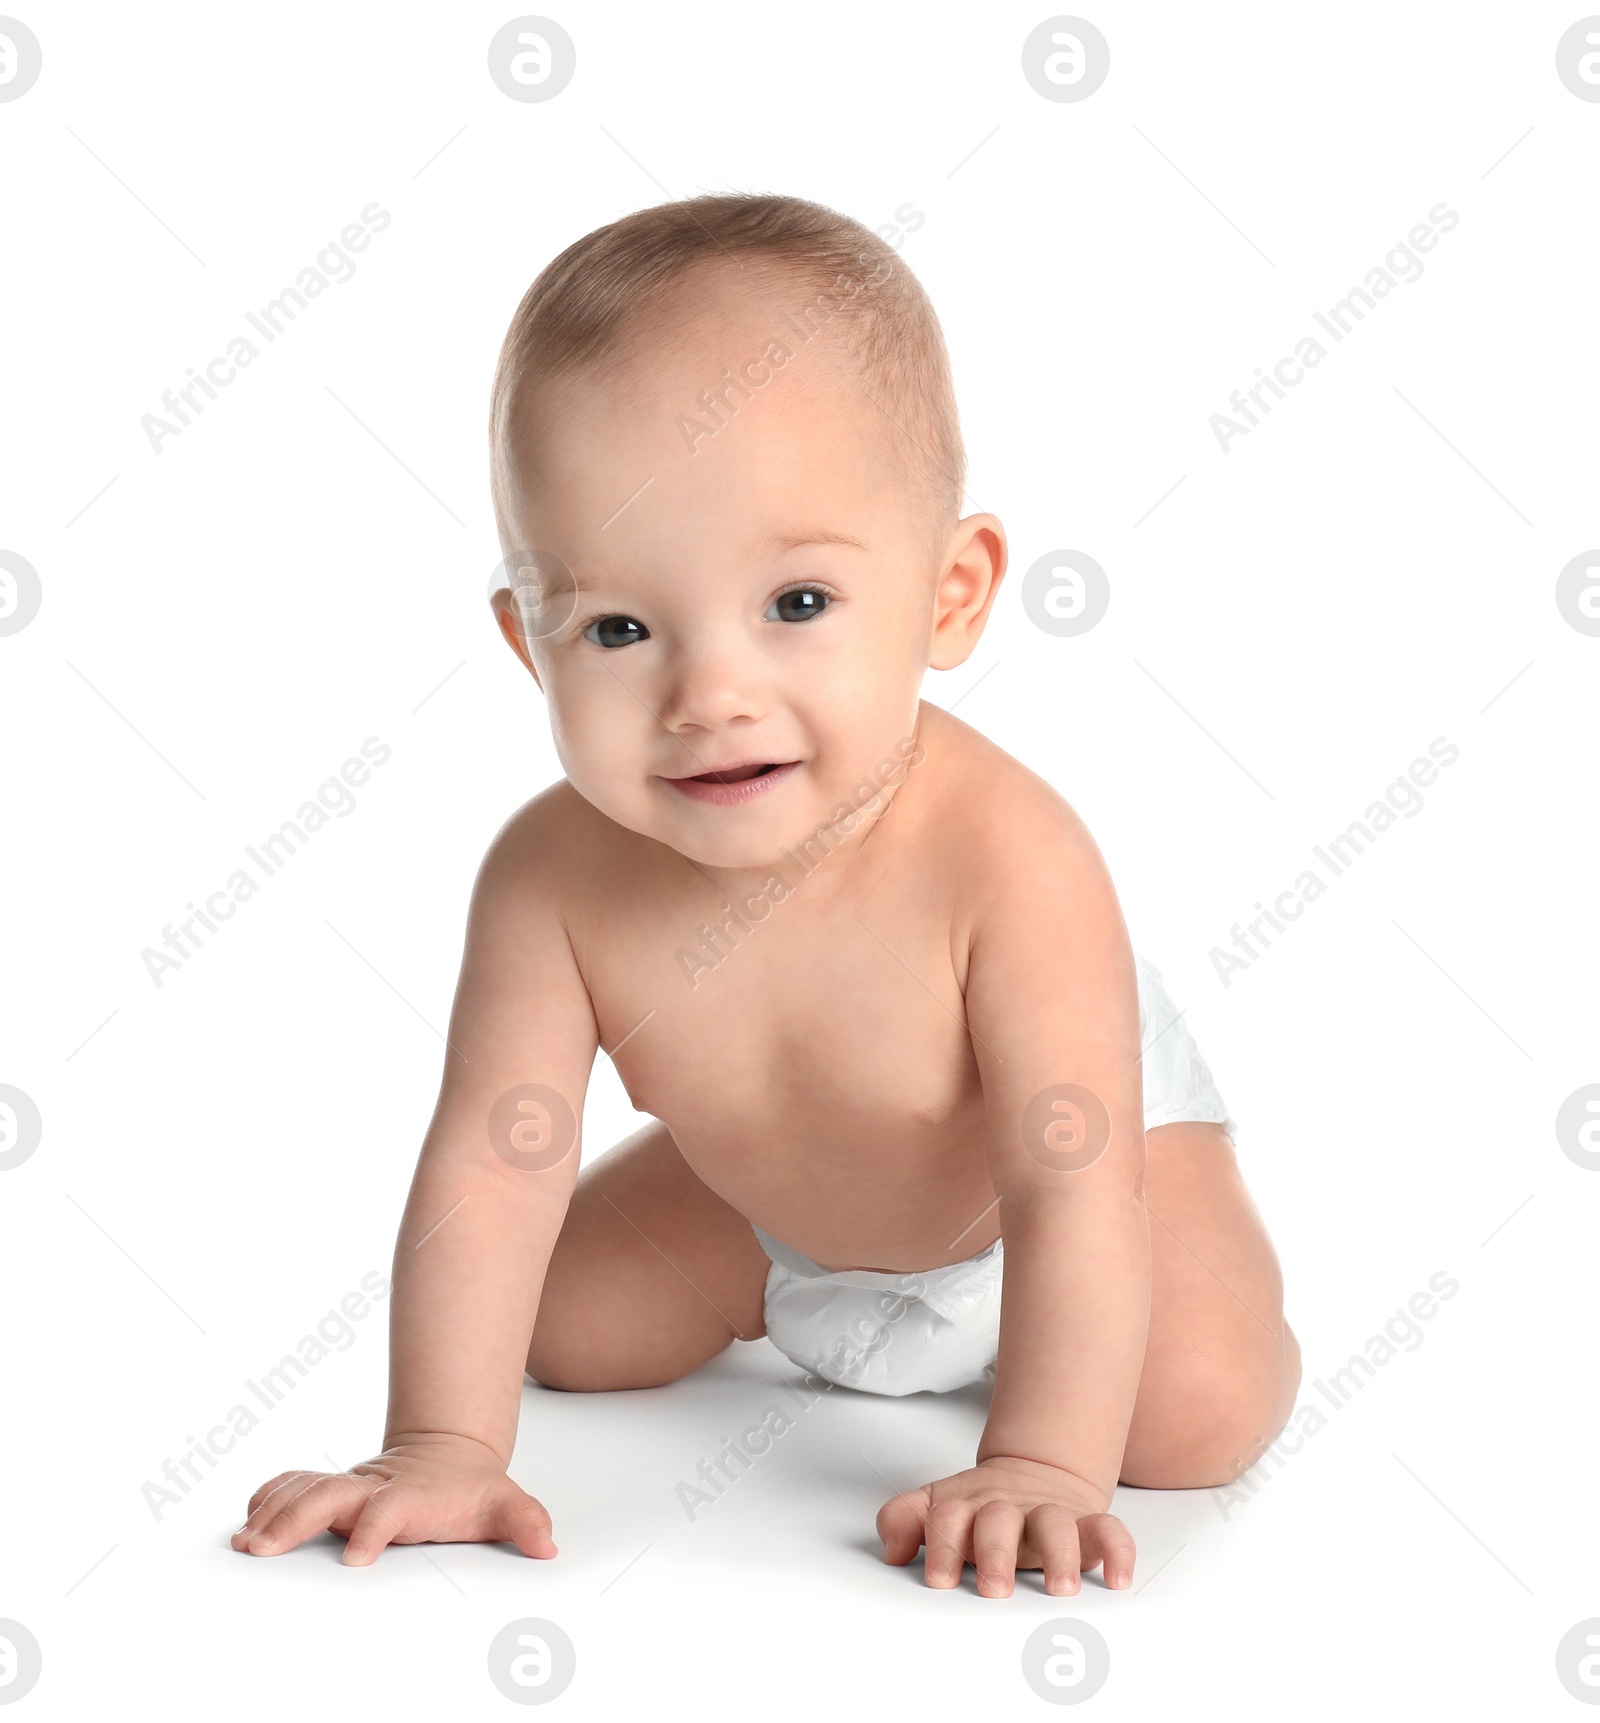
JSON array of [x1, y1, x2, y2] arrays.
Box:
[[669, 758, 791, 785]]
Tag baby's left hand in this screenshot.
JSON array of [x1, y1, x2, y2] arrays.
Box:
[[876, 1455, 1136, 1597]]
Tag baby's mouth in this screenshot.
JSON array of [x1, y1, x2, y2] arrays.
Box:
[[662, 759, 801, 805], [686, 762, 785, 785]]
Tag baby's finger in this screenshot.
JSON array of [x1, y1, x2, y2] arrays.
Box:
[[922, 1499, 976, 1589], [246, 1473, 367, 1556], [493, 1486, 559, 1559], [972, 1501, 1026, 1598], [341, 1484, 414, 1566], [241, 1470, 315, 1526], [1076, 1510, 1136, 1589], [233, 1471, 322, 1547], [876, 1489, 931, 1566], [1025, 1503, 1083, 1596]]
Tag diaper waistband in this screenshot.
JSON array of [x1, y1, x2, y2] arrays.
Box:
[[749, 1224, 1003, 1323]]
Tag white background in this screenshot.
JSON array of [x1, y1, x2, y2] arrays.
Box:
[[2, 1, 1597, 1717]]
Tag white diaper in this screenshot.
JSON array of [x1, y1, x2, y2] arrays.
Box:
[[752, 953, 1231, 1396]]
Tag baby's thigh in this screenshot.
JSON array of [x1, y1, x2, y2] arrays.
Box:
[[526, 1120, 771, 1391], [1123, 1120, 1301, 1486]]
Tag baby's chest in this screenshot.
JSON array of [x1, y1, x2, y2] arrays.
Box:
[[595, 902, 982, 1133]]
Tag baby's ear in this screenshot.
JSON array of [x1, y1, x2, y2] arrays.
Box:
[[928, 514, 1007, 671], [490, 585, 543, 685]]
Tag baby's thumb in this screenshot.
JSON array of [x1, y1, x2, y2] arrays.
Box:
[[876, 1489, 930, 1566], [497, 1485, 558, 1559]]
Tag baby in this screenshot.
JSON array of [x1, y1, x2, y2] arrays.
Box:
[[233, 193, 1300, 1597]]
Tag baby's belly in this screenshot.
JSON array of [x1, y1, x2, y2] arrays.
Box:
[[665, 1112, 1003, 1274], [605, 955, 991, 1270]]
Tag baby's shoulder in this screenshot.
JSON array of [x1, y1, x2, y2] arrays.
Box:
[[478, 778, 640, 900], [916, 705, 1107, 900]]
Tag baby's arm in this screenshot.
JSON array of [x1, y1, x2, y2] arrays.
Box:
[[233, 795, 599, 1563], [878, 796, 1148, 1595]]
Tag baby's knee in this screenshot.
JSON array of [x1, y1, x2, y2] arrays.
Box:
[[522, 1344, 608, 1393], [524, 1328, 631, 1392], [524, 1324, 724, 1393], [1121, 1326, 1303, 1490]]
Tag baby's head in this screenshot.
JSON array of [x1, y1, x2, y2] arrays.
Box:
[[488, 193, 1004, 870]]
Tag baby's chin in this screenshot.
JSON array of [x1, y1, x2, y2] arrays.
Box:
[[667, 837, 793, 873], [566, 775, 800, 873], [648, 804, 805, 874]]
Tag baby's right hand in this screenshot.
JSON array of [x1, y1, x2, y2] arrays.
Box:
[[231, 1433, 558, 1566]]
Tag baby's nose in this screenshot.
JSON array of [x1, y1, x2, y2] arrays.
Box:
[[658, 642, 769, 732]]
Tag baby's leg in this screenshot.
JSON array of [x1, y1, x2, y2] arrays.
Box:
[[526, 1121, 771, 1391], [1120, 1121, 1303, 1489]]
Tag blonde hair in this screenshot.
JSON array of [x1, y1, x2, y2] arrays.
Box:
[[488, 192, 966, 555]]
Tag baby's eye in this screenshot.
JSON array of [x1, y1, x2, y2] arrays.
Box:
[[584, 615, 650, 649], [765, 587, 832, 624]]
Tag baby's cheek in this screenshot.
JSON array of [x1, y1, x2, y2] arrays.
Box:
[[551, 678, 629, 761], [545, 701, 605, 789], [556, 695, 670, 828]]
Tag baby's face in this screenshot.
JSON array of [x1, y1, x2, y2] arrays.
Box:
[[499, 277, 996, 871]]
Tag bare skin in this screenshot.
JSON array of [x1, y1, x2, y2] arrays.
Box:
[[234, 259, 1300, 1595]]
